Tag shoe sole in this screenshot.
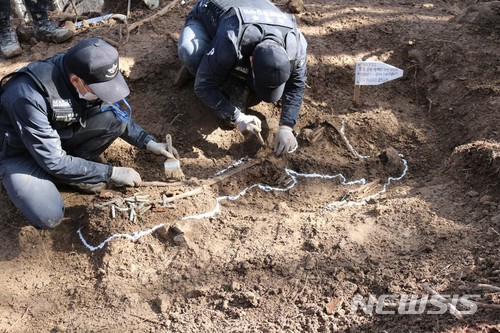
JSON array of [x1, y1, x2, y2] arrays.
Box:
[[2, 45, 22, 58]]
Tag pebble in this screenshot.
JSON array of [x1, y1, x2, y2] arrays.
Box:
[[156, 294, 171, 313], [231, 281, 241, 291], [480, 195, 494, 205], [173, 234, 186, 245], [304, 256, 316, 270], [325, 297, 343, 315]]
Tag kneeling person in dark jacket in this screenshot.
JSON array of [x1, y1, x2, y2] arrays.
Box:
[[177, 0, 308, 156], [0, 38, 176, 229]]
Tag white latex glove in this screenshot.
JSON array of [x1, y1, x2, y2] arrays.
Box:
[[274, 125, 298, 156], [110, 167, 142, 187], [146, 140, 179, 159], [234, 111, 262, 136]]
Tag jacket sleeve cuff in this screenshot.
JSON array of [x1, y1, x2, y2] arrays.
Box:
[[230, 107, 241, 123], [106, 164, 114, 181], [279, 120, 296, 128], [143, 134, 156, 147]]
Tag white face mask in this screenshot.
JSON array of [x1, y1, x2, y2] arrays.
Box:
[[77, 79, 99, 101]]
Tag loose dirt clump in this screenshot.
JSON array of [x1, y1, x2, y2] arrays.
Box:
[[0, 0, 499, 332], [447, 140, 500, 197]]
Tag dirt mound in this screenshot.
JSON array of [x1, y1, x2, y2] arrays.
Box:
[[453, 1, 500, 32], [447, 140, 500, 197]]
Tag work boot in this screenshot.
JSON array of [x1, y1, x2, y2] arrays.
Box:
[[0, 25, 22, 58], [34, 20, 73, 43]]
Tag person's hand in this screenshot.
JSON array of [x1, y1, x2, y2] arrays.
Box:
[[274, 125, 298, 156], [146, 140, 179, 159], [234, 111, 262, 136], [110, 167, 142, 187]]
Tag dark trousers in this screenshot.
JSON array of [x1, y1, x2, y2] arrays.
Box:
[[0, 109, 126, 229], [0, 0, 49, 24], [60, 108, 127, 161]]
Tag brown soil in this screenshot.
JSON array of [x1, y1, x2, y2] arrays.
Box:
[[0, 0, 499, 332]]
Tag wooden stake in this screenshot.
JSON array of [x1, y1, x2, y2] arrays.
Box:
[[353, 85, 361, 107]]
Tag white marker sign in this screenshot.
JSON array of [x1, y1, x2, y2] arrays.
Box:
[[355, 61, 403, 85]]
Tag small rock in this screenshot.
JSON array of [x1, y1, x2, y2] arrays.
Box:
[[378, 147, 403, 176], [31, 52, 44, 61], [467, 190, 479, 197], [155, 294, 171, 313], [300, 128, 315, 142], [53, 324, 67, 332], [231, 280, 241, 291], [16, 25, 34, 43], [304, 255, 316, 270], [243, 291, 260, 307], [325, 297, 343, 315], [98, 190, 114, 199], [275, 201, 290, 212], [338, 238, 348, 250], [185, 289, 206, 298], [303, 239, 320, 252], [288, 0, 304, 13], [173, 234, 186, 245], [423, 3, 434, 9], [491, 214, 500, 224], [373, 204, 390, 216], [63, 20, 76, 33], [480, 195, 494, 205], [340, 281, 358, 298], [408, 48, 426, 65]]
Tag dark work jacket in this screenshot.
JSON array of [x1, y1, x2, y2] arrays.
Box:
[[188, 0, 308, 128], [0, 54, 153, 184]]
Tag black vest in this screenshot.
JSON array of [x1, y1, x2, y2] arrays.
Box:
[[0, 54, 95, 129], [202, 0, 300, 80]]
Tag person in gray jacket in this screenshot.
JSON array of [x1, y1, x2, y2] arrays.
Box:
[[0, 38, 176, 229]]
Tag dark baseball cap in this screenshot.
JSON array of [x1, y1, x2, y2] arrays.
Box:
[[252, 40, 291, 103], [63, 38, 130, 103]]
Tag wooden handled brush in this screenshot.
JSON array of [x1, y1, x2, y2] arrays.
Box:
[[164, 134, 185, 181]]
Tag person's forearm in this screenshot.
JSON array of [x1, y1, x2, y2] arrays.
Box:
[[280, 72, 306, 128], [195, 75, 237, 121], [120, 119, 155, 149]]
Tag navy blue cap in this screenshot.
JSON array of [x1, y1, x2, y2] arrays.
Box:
[[64, 38, 130, 103], [252, 40, 291, 102]]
